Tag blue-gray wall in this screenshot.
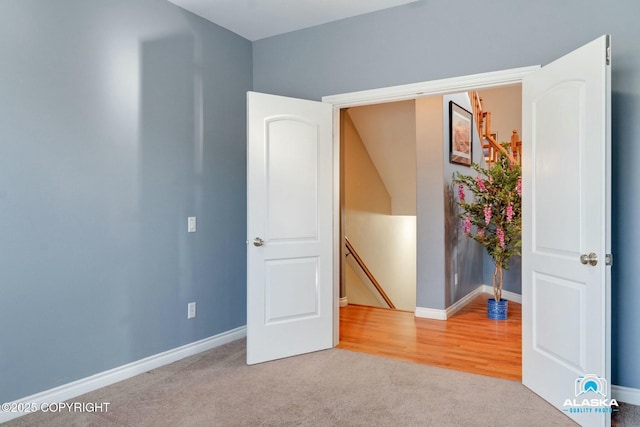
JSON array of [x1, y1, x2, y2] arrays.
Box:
[[253, 0, 640, 390], [2, 0, 638, 403], [443, 93, 485, 307], [0, 0, 251, 402]]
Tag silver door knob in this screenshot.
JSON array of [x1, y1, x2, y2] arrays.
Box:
[[253, 237, 264, 247], [580, 252, 598, 266]]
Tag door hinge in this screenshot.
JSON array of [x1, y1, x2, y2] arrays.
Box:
[[606, 35, 611, 65], [605, 253, 613, 266]]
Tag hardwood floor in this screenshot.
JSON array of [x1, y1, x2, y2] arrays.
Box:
[[337, 293, 522, 381]]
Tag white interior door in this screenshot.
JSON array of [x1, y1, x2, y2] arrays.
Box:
[[522, 36, 611, 426], [246, 91, 333, 365]]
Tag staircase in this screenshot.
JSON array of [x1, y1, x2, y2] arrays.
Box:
[[344, 236, 396, 309], [471, 91, 521, 167]]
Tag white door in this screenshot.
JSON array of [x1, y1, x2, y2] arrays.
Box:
[[246, 91, 334, 365], [522, 36, 611, 426]]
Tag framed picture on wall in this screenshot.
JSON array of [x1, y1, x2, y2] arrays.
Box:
[[449, 101, 473, 166]]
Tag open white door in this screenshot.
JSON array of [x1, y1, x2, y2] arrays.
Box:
[[522, 36, 612, 426], [246, 91, 333, 365]]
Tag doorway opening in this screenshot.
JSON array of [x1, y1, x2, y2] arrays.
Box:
[[341, 101, 417, 312], [324, 70, 521, 380]]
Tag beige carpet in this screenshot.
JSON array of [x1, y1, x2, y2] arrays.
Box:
[[3, 338, 618, 426]]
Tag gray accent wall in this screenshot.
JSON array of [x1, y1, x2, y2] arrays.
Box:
[[253, 0, 640, 390], [415, 93, 485, 310], [0, 0, 251, 402], [442, 93, 485, 307], [2, 0, 639, 403]]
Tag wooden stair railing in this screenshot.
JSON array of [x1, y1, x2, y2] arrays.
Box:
[[344, 236, 395, 309], [509, 129, 522, 164], [470, 91, 521, 168], [471, 90, 485, 147]]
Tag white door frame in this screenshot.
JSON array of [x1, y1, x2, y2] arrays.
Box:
[[321, 65, 540, 345]]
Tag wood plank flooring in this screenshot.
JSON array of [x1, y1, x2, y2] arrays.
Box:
[[337, 293, 522, 381]]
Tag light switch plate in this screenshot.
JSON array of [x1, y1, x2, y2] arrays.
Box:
[[188, 217, 196, 233]]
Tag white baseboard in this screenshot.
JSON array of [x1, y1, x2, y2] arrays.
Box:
[[479, 284, 522, 304], [446, 286, 485, 318], [339, 296, 348, 307], [0, 326, 247, 424], [414, 306, 447, 320], [612, 385, 640, 405], [415, 285, 522, 320], [415, 286, 484, 320]]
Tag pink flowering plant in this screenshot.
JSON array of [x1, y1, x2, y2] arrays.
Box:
[[453, 151, 522, 301]]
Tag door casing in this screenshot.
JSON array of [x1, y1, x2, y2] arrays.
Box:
[[321, 65, 540, 345]]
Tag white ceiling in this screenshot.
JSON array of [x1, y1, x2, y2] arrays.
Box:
[[167, 0, 420, 41]]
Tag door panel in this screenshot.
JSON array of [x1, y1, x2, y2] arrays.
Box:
[[532, 274, 585, 370], [266, 118, 319, 241], [522, 36, 611, 426], [533, 83, 585, 254], [247, 92, 333, 365], [265, 257, 319, 323]]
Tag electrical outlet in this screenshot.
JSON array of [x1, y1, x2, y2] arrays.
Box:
[[454, 273, 459, 285], [188, 302, 196, 319]]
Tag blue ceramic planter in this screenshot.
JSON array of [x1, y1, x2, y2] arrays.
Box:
[[487, 298, 508, 320]]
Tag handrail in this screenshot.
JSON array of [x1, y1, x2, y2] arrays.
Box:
[[485, 133, 512, 160], [344, 236, 396, 309], [510, 129, 522, 164], [471, 91, 485, 144]]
